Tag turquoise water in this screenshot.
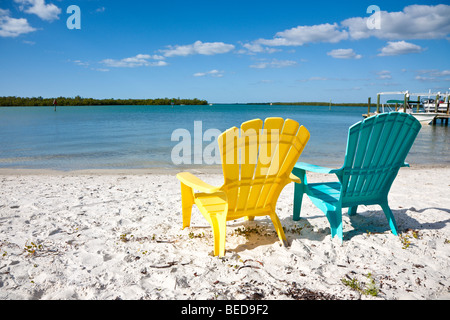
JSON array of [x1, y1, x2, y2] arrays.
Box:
[[0, 105, 448, 170]]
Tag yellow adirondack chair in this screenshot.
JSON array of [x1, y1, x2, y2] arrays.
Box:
[[176, 118, 310, 256]]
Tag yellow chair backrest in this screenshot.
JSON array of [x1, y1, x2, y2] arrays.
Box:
[[218, 117, 310, 220]]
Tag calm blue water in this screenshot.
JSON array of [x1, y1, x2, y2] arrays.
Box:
[[0, 105, 448, 170]]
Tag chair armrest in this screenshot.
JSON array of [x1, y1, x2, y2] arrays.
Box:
[[401, 162, 410, 167], [176, 172, 222, 193], [293, 162, 341, 174], [289, 173, 301, 184]]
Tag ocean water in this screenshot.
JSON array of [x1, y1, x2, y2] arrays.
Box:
[[0, 105, 448, 171]]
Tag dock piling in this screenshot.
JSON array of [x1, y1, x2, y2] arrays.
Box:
[[376, 94, 380, 113], [435, 94, 439, 113]]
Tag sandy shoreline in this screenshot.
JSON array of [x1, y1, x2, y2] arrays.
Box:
[[0, 165, 449, 300], [0, 162, 448, 175]]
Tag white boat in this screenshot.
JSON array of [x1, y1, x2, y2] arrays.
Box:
[[374, 91, 441, 125], [409, 111, 438, 125], [383, 99, 437, 124], [420, 89, 450, 112], [422, 99, 449, 112]]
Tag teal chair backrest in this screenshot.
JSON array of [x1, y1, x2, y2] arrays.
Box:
[[339, 112, 421, 207]]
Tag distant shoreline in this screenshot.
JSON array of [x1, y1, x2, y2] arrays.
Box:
[[0, 96, 372, 107], [0, 96, 208, 107]]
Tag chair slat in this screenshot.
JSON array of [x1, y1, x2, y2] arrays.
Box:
[[236, 119, 263, 211]]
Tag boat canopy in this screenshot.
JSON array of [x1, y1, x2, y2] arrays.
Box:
[[386, 99, 419, 104], [386, 100, 405, 104]]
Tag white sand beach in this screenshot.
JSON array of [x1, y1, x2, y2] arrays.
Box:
[[0, 166, 449, 300]]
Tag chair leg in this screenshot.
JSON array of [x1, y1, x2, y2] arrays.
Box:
[[211, 214, 227, 257], [180, 182, 194, 229], [380, 202, 399, 236], [293, 182, 304, 221], [348, 206, 358, 216], [326, 208, 343, 243], [270, 213, 288, 247]]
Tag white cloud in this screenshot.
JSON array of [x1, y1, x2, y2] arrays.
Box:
[[100, 54, 168, 68], [15, 0, 61, 22], [250, 59, 298, 69], [327, 48, 362, 59], [378, 41, 424, 56], [162, 40, 235, 57], [297, 77, 331, 82], [415, 75, 440, 82], [256, 23, 348, 47], [151, 55, 166, 60], [193, 69, 224, 77], [150, 60, 168, 67], [238, 42, 280, 54], [417, 69, 450, 77], [342, 4, 450, 40], [376, 70, 392, 79], [0, 9, 36, 37], [415, 69, 450, 82], [242, 4, 449, 52], [71, 59, 89, 67]]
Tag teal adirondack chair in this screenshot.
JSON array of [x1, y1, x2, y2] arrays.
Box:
[[291, 112, 421, 242]]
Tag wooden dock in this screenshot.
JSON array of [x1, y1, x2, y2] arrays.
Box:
[[431, 114, 450, 125], [364, 96, 450, 126]]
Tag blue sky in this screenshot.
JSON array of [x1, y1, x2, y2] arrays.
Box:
[[1, 0, 449, 103]]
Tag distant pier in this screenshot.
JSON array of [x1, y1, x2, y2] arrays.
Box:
[[364, 96, 450, 126]]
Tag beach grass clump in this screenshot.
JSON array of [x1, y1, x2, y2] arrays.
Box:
[[288, 224, 304, 235], [399, 229, 421, 249], [23, 240, 44, 257], [119, 233, 134, 243], [341, 277, 361, 291], [364, 273, 379, 297], [188, 232, 205, 239], [233, 225, 274, 239], [341, 273, 379, 297], [1, 240, 8, 258], [399, 234, 412, 249]]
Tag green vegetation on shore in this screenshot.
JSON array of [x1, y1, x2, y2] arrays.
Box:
[[0, 96, 373, 107], [0, 96, 208, 106]]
